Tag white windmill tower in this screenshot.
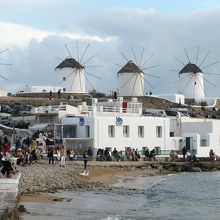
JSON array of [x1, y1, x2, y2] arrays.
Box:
[[173, 47, 219, 101], [116, 48, 159, 97], [55, 43, 101, 93], [117, 60, 144, 96], [178, 63, 205, 100], [55, 56, 86, 93]]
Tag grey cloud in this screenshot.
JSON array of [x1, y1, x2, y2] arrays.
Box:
[[75, 7, 220, 96]]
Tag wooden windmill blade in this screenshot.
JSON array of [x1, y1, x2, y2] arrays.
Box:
[[0, 74, 8, 81], [0, 48, 11, 82]]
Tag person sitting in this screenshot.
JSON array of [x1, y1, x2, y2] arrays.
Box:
[[186, 151, 192, 161], [87, 147, 93, 158], [135, 149, 140, 161], [96, 148, 104, 161], [104, 148, 111, 161], [170, 150, 175, 162], [209, 149, 215, 161], [112, 148, 119, 161], [150, 149, 156, 161], [70, 148, 74, 161], [191, 150, 198, 162], [1, 153, 14, 178], [145, 148, 150, 161]]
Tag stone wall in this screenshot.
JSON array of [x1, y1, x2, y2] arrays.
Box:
[[0, 173, 22, 220]]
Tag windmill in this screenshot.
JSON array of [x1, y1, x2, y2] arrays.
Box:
[[172, 47, 219, 101], [55, 42, 101, 93], [116, 47, 159, 97]]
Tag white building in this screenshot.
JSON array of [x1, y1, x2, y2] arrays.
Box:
[[50, 97, 220, 158], [0, 91, 7, 97], [158, 94, 185, 105], [181, 117, 220, 157], [20, 85, 63, 93]]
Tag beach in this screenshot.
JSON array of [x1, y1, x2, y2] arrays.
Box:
[[18, 159, 220, 201], [19, 159, 166, 202]]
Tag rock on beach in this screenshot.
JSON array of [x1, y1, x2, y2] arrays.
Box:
[[19, 160, 102, 194]]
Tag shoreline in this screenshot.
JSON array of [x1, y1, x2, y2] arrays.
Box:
[[18, 159, 220, 203]]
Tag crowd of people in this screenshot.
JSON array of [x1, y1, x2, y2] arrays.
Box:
[[2, 128, 220, 178], [96, 147, 142, 162], [125, 148, 141, 161], [144, 148, 156, 161], [169, 147, 198, 162]]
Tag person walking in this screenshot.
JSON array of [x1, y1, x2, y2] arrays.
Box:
[[83, 149, 88, 170]]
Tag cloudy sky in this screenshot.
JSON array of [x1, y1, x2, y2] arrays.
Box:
[[1, 0, 220, 96]]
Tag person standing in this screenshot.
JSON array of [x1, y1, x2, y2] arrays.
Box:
[[58, 89, 61, 99], [48, 147, 54, 165], [112, 147, 119, 161], [49, 90, 52, 100], [182, 147, 187, 160], [83, 149, 88, 170], [60, 146, 66, 167]]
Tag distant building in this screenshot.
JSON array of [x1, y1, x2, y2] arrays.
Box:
[[158, 94, 185, 105], [0, 91, 8, 97], [19, 85, 63, 93]]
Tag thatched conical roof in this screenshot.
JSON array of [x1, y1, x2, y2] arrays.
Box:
[[118, 60, 142, 74], [55, 57, 84, 69], [179, 62, 203, 74]]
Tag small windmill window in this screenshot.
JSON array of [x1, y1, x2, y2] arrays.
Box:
[[63, 77, 66, 81]]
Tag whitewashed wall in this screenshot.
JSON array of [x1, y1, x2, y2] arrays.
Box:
[[56, 68, 85, 93], [178, 72, 205, 100], [23, 85, 63, 93], [117, 72, 144, 97], [182, 118, 220, 157], [94, 116, 171, 151]]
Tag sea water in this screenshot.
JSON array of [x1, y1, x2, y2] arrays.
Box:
[[21, 172, 220, 220]]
